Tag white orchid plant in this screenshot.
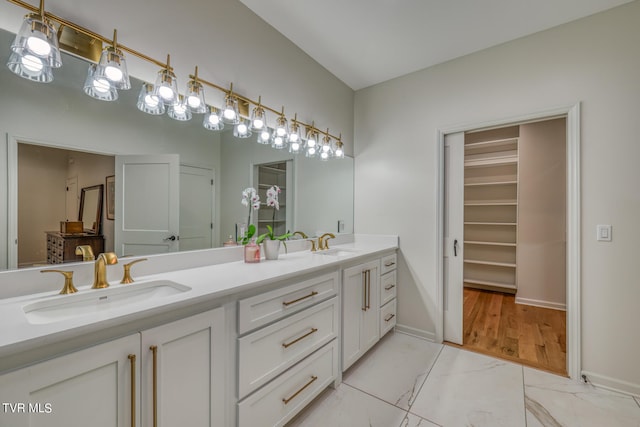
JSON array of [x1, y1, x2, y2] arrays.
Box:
[[256, 185, 292, 244], [239, 187, 260, 244]]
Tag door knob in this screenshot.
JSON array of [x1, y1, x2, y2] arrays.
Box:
[[163, 235, 177, 242]]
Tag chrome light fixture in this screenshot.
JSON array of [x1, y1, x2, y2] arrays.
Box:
[[319, 129, 333, 161], [222, 84, 240, 124], [272, 107, 289, 149], [154, 54, 178, 105], [334, 134, 345, 159], [185, 66, 206, 113], [83, 64, 118, 101], [7, 0, 61, 82], [288, 114, 302, 154], [137, 83, 165, 115], [234, 118, 251, 138], [203, 106, 224, 130], [168, 95, 192, 121], [93, 29, 130, 90]]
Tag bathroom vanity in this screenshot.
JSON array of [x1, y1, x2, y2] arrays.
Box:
[[0, 234, 397, 427]]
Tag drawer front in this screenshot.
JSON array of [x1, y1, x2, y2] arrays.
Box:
[[238, 341, 338, 427], [380, 270, 397, 306], [238, 271, 339, 335], [380, 299, 397, 337], [380, 253, 397, 275], [238, 297, 338, 398]]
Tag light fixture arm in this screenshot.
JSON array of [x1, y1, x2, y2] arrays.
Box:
[[112, 29, 118, 50]]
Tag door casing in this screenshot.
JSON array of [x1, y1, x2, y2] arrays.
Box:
[[435, 103, 581, 380]]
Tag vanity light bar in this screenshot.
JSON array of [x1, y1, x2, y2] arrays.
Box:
[[5, 0, 346, 154]]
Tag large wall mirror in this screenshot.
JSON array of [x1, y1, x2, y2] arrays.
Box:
[[0, 28, 354, 270]]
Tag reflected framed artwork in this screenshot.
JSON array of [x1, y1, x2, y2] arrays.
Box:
[[106, 175, 115, 220]]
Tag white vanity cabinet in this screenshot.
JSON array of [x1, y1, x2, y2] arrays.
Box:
[[237, 271, 340, 427], [342, 259, 381, 371], [140, 307, 226, 427], [379, 253, 398, 337], [0, 307, 226, 427], [0, 334, 140, 427]]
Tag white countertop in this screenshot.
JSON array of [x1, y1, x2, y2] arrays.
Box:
[[0, 236, 397, 372]]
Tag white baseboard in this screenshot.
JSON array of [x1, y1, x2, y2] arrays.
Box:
[[395, 324, 436, 342], [581, 371, 640, 398], [515, 296, 566, 311]]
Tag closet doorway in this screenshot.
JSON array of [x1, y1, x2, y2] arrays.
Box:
[[442, 114, 574, 377]]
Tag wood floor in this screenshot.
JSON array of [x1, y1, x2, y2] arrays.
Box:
[[456, 288, 567, 376]]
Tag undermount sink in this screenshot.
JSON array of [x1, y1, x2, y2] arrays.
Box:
[[23, 280, 191, 325], [314, 248, 359, 257]]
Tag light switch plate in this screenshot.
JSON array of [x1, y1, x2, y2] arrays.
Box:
[[337, 220, 345, 233], [596, 224, 612, 242]]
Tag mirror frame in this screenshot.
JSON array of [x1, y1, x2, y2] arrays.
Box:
[[79, 184, 103, 235]]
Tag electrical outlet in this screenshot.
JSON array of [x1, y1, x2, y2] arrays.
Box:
[[596, 224, 612, 242]]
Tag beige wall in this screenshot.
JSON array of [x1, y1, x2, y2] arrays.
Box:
[[355, 1, 640, 393], [517, 118, 566, 309]]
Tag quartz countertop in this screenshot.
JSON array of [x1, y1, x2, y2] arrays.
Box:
[[0, 236, 397, 372]]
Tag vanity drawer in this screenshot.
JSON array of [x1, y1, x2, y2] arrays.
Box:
[[380, 270, 397, 306], [238, 271, 339, 335], [238, 340, 338, 427], [380, 298, 397, 337], [238, 297, 338, 398], [380, 253, 397, 275]]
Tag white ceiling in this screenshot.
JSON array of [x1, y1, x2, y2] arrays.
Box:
[[239, 0, 634, 90]]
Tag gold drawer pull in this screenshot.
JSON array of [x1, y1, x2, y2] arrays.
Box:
[[282, 291, 318, 307], [128, 354, 136, 427], [150, 345, 158, 427], [385, 313, 396, 322], [282, 328, 318, 348], [385, 261, 396, 267], [282, 375, 318, 405], [384, 284, 396, 291]]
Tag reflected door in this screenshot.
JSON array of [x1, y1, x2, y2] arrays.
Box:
[[115, 154, 180, 256], [179, 165, 214, 251]]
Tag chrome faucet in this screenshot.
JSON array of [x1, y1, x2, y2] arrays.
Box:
[[92, 252, 118, 289], [318, 233, 336, 250]]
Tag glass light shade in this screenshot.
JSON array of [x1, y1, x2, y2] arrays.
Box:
[[305, 129, 318, 151], [185, 79, 206, 113], [83, 64, 118, 101], [6, 50, 53, 83], [289, 122, 301, 145], [305, 145, 317, 158], [95, 47, 131, 90], [233, 119, 252, 138], [137, 83, 165, 115], [168, 95, 193, 121], [250, 105, 267, 131], [320, 135, 333, 161], [154, 67, 178, 105], [289, 139, 301, 154], [10, 14, 62, 69], [203, 106, 224, 130], [334, 141, 345, 159], [222, 95, 240, 124], [274, 115, 289, 139], [256, 127, 270, 144], [271, 133, 287, 149]]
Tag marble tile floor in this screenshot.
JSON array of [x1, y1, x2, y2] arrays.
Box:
[[286, 331, 640, 427]]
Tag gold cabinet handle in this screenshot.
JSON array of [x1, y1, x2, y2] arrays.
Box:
[[282, 375, 318, 405], [385, 261, 396, 267], [128, 354, 136, 427], [150, 345, 158, 427], [282, 328, 318, 349], [366, 270, 371, 310], [362, 270, 367, 311], [40, 269, 78, 295], [385, 313, 396, 322], [282, 291, 318, 307], [384, 284, 396, 291]]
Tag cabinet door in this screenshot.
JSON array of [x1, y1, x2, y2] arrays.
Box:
[[342, 260, 380, 371], [141, 308, 225, 427], [0, 334, 139, 427]]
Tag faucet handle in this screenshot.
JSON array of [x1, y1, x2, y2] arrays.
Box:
[[41, 269, 78, 295], [308, 239, 318, 252], [121, 258, 148, 284]]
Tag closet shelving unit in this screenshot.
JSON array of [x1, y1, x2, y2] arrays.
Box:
[[463, 137, 519, 294]]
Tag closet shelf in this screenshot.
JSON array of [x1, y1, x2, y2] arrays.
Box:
[[258, 165, 286, 174], [464, 200, 517, 206], [464, 181, 517, 187], [464, 241, 517, 247], [258, 184, 286, 190], [464, 278, 517, 291], [464, 155, 518, 168], [464, 259, 516, 268], [464, 138, 518, 151], [464, 222, 517, 226]]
